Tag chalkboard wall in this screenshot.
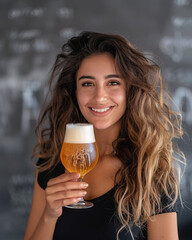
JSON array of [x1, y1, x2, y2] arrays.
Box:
[[0, 0, 192, 239]]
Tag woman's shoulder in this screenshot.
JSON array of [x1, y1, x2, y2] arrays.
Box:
[[159, 191, 181, 214], [36, 158, 65, 190]]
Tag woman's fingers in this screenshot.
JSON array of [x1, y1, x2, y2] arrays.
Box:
[[47, 197, 82, 214], [44, 189, 86, 218], [46, 172, 88, 196], [46, 188, 87, 202], [44, 172, 89, 218], [47, 172, 80, 187], [45, 173, 88, 216], [46, 181, 88, 195], [62, 197, 82, 206]]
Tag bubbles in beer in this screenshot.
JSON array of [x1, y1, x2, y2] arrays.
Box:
[[60, 124, 98, 178], [60, 143, 98, 178]]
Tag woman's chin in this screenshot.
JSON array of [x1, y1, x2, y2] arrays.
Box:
[[92, 122, 112, 131]]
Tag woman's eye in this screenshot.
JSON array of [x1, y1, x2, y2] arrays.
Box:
[[108, 81, 120, 86], [82, 82, 93, 87]]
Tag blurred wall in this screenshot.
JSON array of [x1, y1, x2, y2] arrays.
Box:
[[0, 0, 192, 239]]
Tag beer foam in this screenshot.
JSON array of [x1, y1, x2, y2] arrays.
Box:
[[64, 123, 96, 143]]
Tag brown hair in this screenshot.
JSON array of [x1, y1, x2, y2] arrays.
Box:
[[33, 31, 185, 238]]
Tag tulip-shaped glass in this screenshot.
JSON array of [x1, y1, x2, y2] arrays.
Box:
[[60, 123, 99, 209]]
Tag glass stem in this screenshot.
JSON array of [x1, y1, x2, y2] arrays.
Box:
[[78, 177, 85, 203]]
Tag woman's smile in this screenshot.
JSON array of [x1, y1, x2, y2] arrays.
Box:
[[89, 105, 114, 115]]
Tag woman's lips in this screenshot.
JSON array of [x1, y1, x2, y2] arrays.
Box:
[[88, 106, 114, 115], [91, 107, 110, 112]]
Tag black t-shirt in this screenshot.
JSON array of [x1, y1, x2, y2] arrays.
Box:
[[37, 159, 178, 240]]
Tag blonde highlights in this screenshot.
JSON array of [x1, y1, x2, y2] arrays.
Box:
[[114, 54, 184, 237]]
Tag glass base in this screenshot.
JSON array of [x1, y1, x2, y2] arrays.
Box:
[[64, 199, 93, 209]]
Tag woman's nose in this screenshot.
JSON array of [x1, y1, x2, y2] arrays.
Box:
[[95, 86, 108, 102]]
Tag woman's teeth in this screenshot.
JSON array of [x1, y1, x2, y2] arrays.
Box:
[[91, 107, 110, 113]]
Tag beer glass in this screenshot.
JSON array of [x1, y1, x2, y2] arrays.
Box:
[[60, 123, 99, 209]]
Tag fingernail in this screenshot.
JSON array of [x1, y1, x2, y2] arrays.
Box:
[[82, 183, 88, 188], [82, 191, 87, 196]]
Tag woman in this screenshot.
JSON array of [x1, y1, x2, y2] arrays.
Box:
[[24, 31, 184, 240]]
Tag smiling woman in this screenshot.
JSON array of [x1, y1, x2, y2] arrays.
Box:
[[24, 31, 185, 240]]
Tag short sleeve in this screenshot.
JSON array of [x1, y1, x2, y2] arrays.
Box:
[[160, 193, 180, 214], [36, 158, 65, 190]]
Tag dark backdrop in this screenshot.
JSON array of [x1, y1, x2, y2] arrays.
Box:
[[0, 0, 192, 239]]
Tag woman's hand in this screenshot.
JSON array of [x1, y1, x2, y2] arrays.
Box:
[[44, 173, 88, 220]]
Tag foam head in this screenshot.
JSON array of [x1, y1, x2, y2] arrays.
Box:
[[64, 123, 95, 143]]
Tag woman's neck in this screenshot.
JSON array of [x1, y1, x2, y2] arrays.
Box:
[[94, 124, 120, 156]]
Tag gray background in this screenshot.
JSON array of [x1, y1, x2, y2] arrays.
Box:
[[0, 0, 192, 239]]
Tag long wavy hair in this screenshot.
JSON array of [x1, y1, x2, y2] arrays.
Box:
[[33, 31, 185, 238]]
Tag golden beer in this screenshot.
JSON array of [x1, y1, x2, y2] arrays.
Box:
[[60, 142, 98, 178], [60, 123, 99, 178]]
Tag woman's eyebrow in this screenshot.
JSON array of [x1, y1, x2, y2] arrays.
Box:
[[78, 75, 95, 80], [105, 74, 121, 79], [78, 74, 121, 80]]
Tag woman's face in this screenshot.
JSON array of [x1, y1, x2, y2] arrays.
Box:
[[76, 53, 126, 130]]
